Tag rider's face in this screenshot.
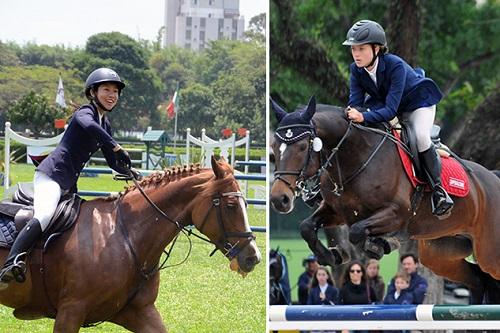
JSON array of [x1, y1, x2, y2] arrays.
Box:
[[94, 82, 119, 111], [351, 44, 379, 68]]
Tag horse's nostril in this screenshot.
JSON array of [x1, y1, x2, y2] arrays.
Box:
[[282, 194, 290, 205], [246, 255, 259, 266]]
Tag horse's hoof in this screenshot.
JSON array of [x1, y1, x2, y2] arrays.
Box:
[[349, 224, 367, 244], [363, 238, 391, 259]]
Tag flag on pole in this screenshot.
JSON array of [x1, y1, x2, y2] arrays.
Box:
[[55, 76, 67, 108], [166, 90, 178, 119]]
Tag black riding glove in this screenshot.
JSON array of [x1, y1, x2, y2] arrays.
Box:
[[114, 148, 132, 170]]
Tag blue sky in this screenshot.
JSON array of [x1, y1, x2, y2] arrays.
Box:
[[0, 0, 267, 47]]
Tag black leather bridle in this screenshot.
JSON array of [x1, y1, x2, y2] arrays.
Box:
[[198, 191, 256, 260], [273, 123, 319, 196], [274, 119, 399, 198]]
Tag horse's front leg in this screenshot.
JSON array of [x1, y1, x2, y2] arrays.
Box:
[[112, 303, 167, 333], [53, 302, 88, 333], [349, 202, 405, 245], [299, 202, 348, 267]]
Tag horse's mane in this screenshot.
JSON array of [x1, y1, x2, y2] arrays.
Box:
[[97, 164, 203, 201], [98, 160, 237, 202]]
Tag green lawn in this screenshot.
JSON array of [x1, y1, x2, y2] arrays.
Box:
[[270, 237, 399, 303], [0, 164, 266, 332]]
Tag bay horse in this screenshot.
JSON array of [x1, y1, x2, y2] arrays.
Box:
[[0, 156, 261, 332], [270, 96, 500, 302]]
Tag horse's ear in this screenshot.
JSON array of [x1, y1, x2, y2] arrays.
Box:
[[270, 98, 288, 122], [211, 155, 225, 179], [302, 95, 316, 121]]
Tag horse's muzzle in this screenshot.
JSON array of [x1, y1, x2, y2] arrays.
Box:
[[234, 240, 261, 275], [270, 182, 295, 214]]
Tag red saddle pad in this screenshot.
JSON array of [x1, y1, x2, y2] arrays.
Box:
[[393, 131, 469, 197]]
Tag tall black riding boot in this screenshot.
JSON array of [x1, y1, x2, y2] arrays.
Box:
[[420, 146, 454, 219], [0, 218, 42, 288]]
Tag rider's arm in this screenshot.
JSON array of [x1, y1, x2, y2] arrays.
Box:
[[73, 107, 118, 151], [348, 63, 366, 107], [362, 61, 406, 123]]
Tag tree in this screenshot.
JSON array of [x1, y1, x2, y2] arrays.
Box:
[[0, 65, 83, 126], [245, 13, 266, 44], [6, 91, 68, 136], [176, 83, 215, 137], [0, 42, 21, 66], [449, 83, 500, 169]]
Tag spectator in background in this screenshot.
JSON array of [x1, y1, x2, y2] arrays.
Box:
[[386, 253, 428, 304], [366, 259, 385, 303], [298, 255, 319, 305], [307, 266, 339, 305], [383, 271, 413, 305], [338, 261, 379, 305]]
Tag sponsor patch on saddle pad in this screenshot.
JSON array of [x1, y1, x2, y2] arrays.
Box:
[[394, 134, 470, 197]]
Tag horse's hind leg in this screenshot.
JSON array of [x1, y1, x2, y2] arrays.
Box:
[[419, 237, 486, 303], [111, 303, 167, 333]]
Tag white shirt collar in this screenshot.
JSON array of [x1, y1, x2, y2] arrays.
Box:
[[364, 57, 379, 85]]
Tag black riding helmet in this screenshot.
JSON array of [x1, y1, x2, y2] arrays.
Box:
[[84, 68, 125, 111], [343, 20, 387, 68], [342, 20, 386, 46]]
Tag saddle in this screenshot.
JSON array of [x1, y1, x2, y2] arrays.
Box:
[[0, 183, 83, 249], [395, 124, 470, 197]]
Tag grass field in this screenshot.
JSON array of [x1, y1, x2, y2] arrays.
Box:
[[270, 237, 399, 303], [0, 164, 266, 332]]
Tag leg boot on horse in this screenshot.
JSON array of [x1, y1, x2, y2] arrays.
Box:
[[0, 218, 42, 289], [420, 146, 454, 219]]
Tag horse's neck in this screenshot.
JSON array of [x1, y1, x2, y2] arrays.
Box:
[[117, 170, 210, 266], [319, 121, 375, 171]]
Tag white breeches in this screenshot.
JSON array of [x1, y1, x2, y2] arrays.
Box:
[[33, 171, 62, 232], [400, 105, 436, 152]]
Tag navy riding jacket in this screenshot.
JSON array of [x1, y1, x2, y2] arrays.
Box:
[[37, 103, 128, 191], [348, 53, 443, 123]]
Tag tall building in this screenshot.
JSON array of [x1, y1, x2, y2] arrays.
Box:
[[164, 0, 245, 51]]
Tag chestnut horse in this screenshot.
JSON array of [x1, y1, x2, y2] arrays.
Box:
[[270, 97, 500, 302], [0, 157, 261, 332]]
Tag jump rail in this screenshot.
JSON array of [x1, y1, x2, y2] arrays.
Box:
[[269, 305, 500, 330]]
